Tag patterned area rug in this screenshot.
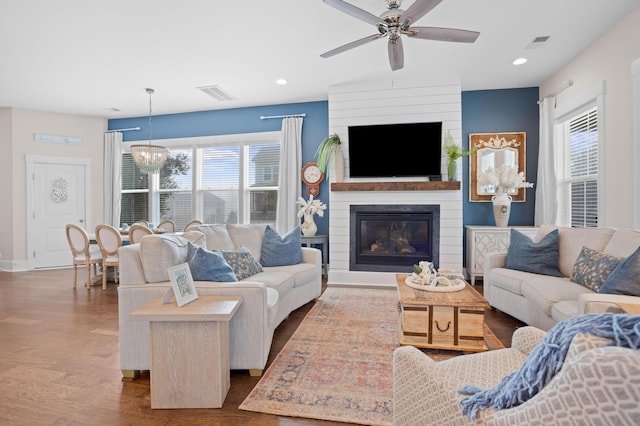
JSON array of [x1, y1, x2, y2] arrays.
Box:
[[239, 287, 504, 425]]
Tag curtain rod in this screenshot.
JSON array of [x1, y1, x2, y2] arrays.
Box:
[[106, 127, 141, 133], [537, 80, 573, 104], [259, 113, 306, 120]]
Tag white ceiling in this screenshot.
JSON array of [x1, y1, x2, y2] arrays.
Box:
[[1, 0, 638, 118]]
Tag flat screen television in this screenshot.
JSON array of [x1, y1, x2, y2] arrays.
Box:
[[348, 121, 442, 179]]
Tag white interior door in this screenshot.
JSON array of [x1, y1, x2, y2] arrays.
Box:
[[31, 160, 89, 269]]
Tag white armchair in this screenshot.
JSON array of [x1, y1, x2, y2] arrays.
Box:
[[393, 326, 640, 425]]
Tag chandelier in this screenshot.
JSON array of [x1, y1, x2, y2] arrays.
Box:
[[130, 88, 168, 174]]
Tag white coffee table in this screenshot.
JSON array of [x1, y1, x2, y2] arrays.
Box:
[[130, 295, 242, 409]]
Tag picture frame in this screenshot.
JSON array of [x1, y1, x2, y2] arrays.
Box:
[[469, 132, 527, 202], [166, 263, 199, 307]]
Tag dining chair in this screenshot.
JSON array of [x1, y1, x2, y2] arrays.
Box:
[[95, 224, 123, 290], [65, 224, 103, 289], [156, 220, 176, 232], [183, 219, 203, 232], [128, 224, 154, 244]]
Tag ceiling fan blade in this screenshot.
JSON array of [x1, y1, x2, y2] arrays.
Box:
[[320, 33, 385, 58], [405, 26, 480, 43], [400, 0, 443, 27], [322, 0, 382, 26], [388, 38, 404, 71]]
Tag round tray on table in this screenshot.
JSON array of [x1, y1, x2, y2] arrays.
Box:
[[404, 276, 466, 292]]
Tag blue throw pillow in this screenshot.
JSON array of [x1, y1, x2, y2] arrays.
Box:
[[187, 242, 237, 282], [260, 225, 303, 267], [505, 228, 563, 277], [599, 247, 640, 296], [220, 246, 263, 280]]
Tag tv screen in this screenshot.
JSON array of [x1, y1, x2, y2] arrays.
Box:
[[348, 122, 442, 179]]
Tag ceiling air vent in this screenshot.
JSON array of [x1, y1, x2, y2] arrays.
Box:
[[526, 35, 550, 49], [197, 85, 236, 102]]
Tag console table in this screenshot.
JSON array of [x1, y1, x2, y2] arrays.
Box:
[[130, 295, 242, 409], [301, 234, 328, 277], [465, 226, 538, 285]]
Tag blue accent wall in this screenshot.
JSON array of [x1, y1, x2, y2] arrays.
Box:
[[461, 87, 540, 266], [108, 101, 331, 234]]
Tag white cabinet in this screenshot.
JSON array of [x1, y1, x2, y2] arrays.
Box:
[[465, 226, 538, 285]]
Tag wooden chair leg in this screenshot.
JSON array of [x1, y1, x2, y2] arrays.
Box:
[[85, 262, 91, 288], [73, 264, 78, 289], [102, 264, 107, 290]]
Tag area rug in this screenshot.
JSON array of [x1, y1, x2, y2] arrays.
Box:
[[239, 287, 504, 426]]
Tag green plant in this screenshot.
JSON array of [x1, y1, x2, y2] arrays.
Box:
[[443, 130, 477, 180], [314, 133, 341, 173]]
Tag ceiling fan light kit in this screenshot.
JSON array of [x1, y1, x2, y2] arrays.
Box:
[[321, 0, 480, 71]]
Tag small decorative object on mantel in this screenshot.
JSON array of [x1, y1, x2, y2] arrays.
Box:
[[407, 261, 466, 292], [477, 164, 534, 227], [443, 130, 477, 181], [296, 195, 326, 237], [314, 133, 344, 182]]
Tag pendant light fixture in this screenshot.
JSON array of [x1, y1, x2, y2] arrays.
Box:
[[130, 88, 168, 174]]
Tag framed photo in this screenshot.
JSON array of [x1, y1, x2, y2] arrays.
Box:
[[167, 263, 198, 307]]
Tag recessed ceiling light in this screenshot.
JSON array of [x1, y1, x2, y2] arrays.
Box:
[[513, 57, 528, 65], [275, 78, 288, 85]]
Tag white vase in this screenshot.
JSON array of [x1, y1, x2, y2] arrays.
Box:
[[301, 213, 317, 237], [332, 148, 345, 182], [492, 193, 512, 227]]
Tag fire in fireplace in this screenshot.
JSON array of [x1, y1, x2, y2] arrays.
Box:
[[350, 204, 440, 273]]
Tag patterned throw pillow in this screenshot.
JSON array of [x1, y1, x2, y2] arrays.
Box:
[[186, 243, 237, 282], [260, 225, 302, 267], [571, 246, 624, 292], [220, 246, 263, 280]]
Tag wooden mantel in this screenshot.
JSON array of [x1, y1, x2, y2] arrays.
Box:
[[331, 181, 460, 192]]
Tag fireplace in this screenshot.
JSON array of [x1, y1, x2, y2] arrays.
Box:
[[350, 204, 440, 273]]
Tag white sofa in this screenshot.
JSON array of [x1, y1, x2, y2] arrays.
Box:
[[117, 224, 322, 378], [484, 225, 640, 330]]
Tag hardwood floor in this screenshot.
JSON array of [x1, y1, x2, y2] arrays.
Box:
[[0, 269, 524, 425]]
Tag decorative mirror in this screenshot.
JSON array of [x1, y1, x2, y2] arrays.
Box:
[[469, 132, 526, 202]]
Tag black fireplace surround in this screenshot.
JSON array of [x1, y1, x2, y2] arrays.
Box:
[[349, 204, 440, 273]]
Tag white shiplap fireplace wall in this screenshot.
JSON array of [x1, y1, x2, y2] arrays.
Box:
[[327, 80, 463, 287]]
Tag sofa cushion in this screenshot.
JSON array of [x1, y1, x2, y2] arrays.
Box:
[[264, 262, 318, 287], [551, 300, 579, 323], [602, 229, 640, 258], [248, 270, 295, 297], [599, 247, 640, 296], [506, 229, 562, 277], [260, 225, 302, 267], [187, 243, 237, 282], [520, 274, 591, 317], [198, 224, 236, 251], [140, 234, 190, 283], [220, 246, 263, 280], [536, 225, 615, 277], [570, 246, 624, 292], [181, 230, 206, 247], [227, 224, 267, 260]]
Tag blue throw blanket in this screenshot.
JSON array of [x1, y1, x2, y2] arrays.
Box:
[[458, 313, 640, 419]]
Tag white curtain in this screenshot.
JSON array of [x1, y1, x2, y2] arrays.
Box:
[[103, 131, 122, 227], [276, 117, 303, 233], [534, 97, 558, 226]]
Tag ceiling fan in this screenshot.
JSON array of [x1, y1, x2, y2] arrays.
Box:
[[320, 0, 480, 71]]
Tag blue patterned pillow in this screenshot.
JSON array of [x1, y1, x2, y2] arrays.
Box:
[[260, 225, 302, 267], [506, 228, 563, 277], [187, 243, 237, 282], [599, 247, 640, 296], [220, 246, 263, 280], [571, 246, 623, 292]]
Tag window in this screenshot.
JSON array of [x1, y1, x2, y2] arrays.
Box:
[[556, 105, 599, 227], [121, 133, 280, 230]]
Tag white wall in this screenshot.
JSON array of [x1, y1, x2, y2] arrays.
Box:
[[540, 6, 640, 228], [0, 108, 106, 271], [327, 80, 463, 286]]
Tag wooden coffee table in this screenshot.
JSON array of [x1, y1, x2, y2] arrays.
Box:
[[396, 273, 489, 352]]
